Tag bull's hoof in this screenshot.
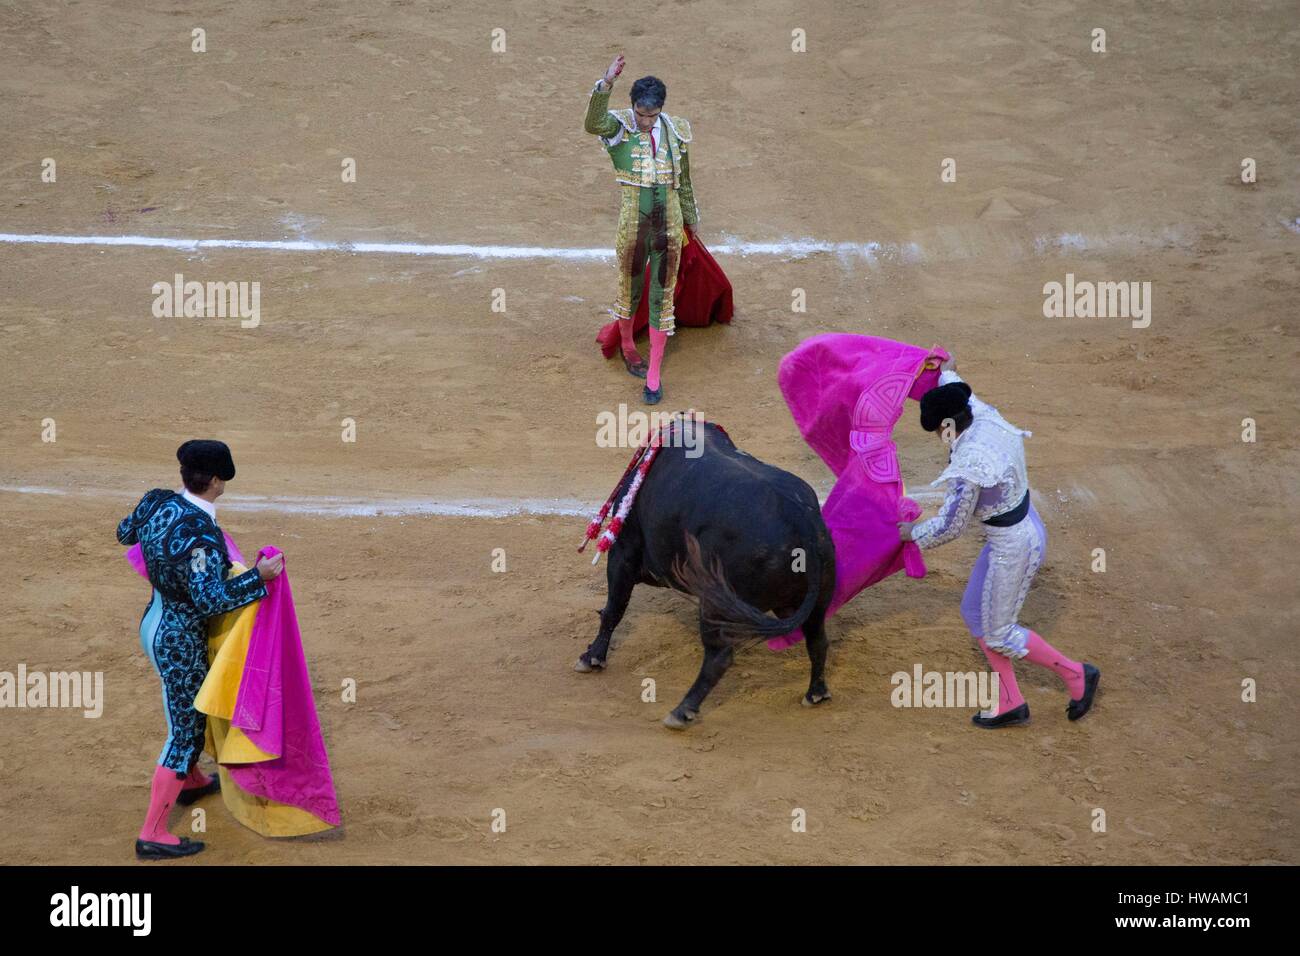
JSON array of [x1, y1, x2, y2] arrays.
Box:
[[574, 654, 606, 673], [662, 708, 698, 730], [802, 689, 832, 707]]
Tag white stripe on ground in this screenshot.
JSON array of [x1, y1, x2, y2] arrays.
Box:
[[0, 229, 1209, 262], [0, 483, 945, 518], [0, 232, 612, 260], [0, 232, 899, 261]]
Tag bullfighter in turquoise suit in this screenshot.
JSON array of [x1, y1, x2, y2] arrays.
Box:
[[117, 439, 280, 859]]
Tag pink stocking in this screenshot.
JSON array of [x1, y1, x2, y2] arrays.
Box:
[[139, 765, 186, 845], [977, 638, 1025, 715], [647, 328, 668, 391], [1023, 630, 1085, 698]]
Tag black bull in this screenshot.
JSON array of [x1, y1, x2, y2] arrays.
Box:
[[576, 421, 836, 729]]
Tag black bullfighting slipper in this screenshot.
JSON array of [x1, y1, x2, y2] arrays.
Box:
[[971, 702, 1030, 729], [622, 353, 648, 378], [135, 836, 205, 860], [1066, 663, 1101, 721], [643, 385, 662, 406], [176, 775, 220, 806]]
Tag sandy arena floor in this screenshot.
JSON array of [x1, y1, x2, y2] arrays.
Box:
[[0, 0, 1297, 864]]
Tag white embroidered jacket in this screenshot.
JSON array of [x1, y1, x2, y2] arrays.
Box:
[[911, 371, 1033, 549]]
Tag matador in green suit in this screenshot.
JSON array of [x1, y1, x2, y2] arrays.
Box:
[[584, 53, 700, 405]]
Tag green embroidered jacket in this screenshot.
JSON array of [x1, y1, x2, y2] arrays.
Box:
[[584, 80, 699, 226]]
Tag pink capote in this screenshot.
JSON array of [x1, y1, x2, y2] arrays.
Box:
[[125, 540, 341, 827], [227, 546, 340, 826], [768, 334, 949, 650]]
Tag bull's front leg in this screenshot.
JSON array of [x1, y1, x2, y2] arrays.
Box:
[[575, 547, 638, 673]]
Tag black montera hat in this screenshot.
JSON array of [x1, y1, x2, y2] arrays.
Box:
[[176, 439, 236, 481], [919, 382, 973, 432]]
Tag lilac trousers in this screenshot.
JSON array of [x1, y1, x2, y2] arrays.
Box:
[[959, 504, 1047, 658]]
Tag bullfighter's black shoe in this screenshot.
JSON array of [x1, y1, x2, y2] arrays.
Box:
[[1066, 663, 1101, 721], [971, 702, 1030, 729], [643, 385, 662, 406], [135, 837, 205, 860], [623, 353, 648, 378], [176, 775, 220, 806]]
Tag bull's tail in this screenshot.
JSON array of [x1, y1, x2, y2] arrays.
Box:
[[672, 532, 822, 641]]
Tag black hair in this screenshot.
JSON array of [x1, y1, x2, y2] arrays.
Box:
[[180, 466, 215, 495], [947, 407, 974, 435], [629, 76, 667, 110]]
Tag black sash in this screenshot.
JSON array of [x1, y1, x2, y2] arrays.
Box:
[[983, 491, 1030, 528]]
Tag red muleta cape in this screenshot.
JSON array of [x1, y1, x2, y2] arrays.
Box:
[[596, 233, 733, 357]]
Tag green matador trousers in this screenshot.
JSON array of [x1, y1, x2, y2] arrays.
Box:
[[612, 183, 683, 334]]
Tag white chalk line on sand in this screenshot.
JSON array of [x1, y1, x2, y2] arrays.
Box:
[[0, 228, 1205, 262], [0, 230, 921, 261], [0, 483, 945, 519]]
